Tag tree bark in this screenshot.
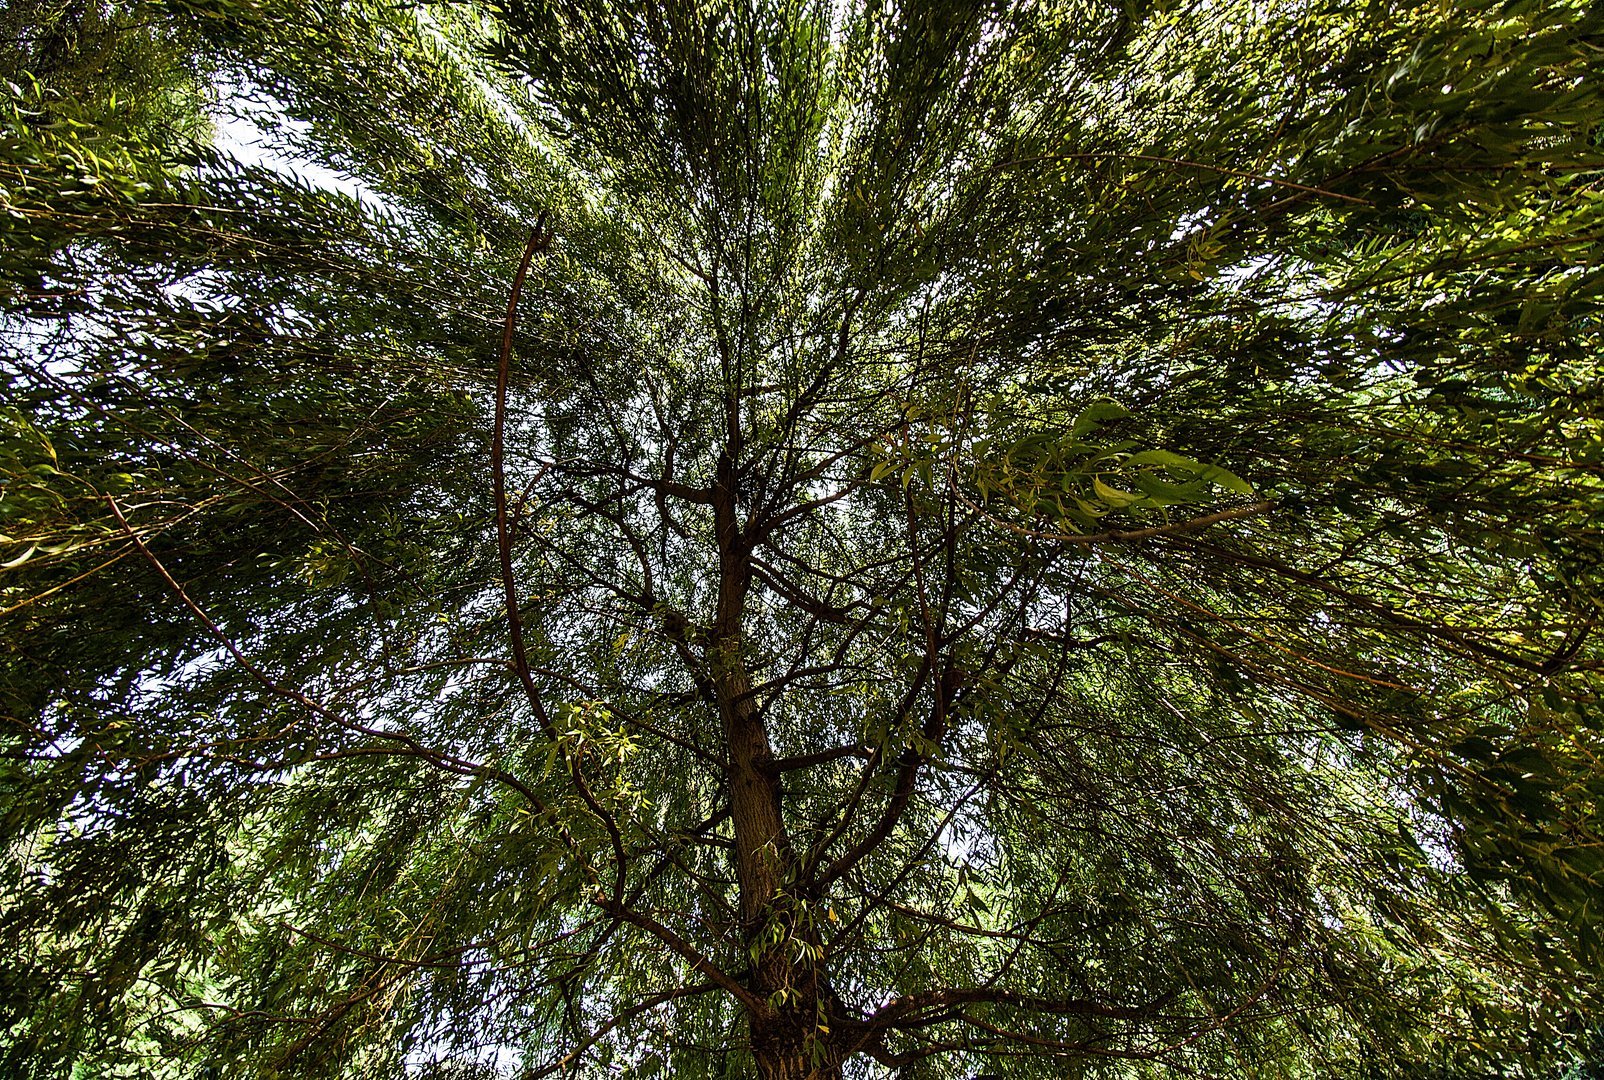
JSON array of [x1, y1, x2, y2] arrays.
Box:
[[711, 451, 789, 929], [750, 1014, 845, 1080], [710, 451, 844, 1079]]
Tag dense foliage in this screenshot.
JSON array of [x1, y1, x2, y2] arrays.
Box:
[[2, 0, 1602, 1077]]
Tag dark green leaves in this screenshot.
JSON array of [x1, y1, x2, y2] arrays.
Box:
[[3, 0, 1602, 1077]]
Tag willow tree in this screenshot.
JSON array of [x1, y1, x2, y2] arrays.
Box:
[[3, 0, 1602, 1077]]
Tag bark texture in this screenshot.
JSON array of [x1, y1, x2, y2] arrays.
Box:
[[712, 451, 844, 1078]]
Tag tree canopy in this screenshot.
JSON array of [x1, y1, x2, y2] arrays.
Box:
[[2, 0, 1603, 1077]]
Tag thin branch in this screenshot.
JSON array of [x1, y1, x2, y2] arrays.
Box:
[[530, 983, 719, 1079], [105, 495, 556, 818]]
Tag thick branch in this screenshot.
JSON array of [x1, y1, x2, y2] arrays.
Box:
[[595, 898, 769, 1017], [863, 987, 1175, 1030], [774, 744, 874, 771]]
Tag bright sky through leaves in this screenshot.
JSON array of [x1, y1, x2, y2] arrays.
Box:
[[2, 0, 1602, 1077]]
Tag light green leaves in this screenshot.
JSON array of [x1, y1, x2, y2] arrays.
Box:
[[882, 396, 1263, 534]]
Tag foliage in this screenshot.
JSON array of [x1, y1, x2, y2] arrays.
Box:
[[2, 0, 1602, 1077]]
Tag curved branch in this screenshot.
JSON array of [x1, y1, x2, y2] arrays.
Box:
[[494, 215, 557, 739]]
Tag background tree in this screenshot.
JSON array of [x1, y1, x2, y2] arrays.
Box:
[[2, 0, 1602, 1078]]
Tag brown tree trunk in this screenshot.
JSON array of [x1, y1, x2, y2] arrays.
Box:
[[710, 451, 790, 930], [710, 452, 845, 1079], [751, 1013, 845, 1080]]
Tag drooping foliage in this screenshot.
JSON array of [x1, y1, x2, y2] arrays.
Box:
[[2, 1, 1602, 1077]]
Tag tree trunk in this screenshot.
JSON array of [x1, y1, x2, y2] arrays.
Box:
[[710, 452, 845, 1079], [710, 451, 791, 929], [751, 1014, 845, 1080]]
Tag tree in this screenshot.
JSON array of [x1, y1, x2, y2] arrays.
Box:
[[2, 0, 1602, 1077]]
